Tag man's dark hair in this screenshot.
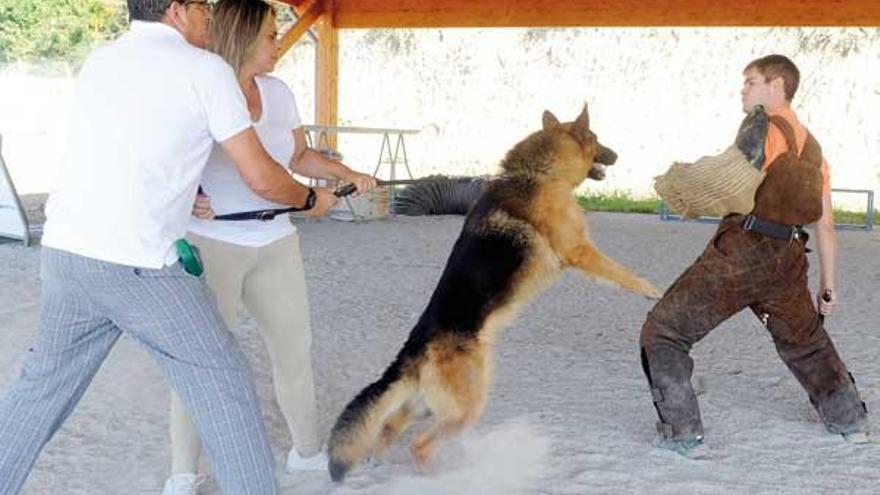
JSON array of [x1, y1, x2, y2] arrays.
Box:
[[128, 0, 176, 22], [744, 54, 800, 102]]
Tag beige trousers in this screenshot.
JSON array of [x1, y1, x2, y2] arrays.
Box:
[[170, 233, 321, 474]]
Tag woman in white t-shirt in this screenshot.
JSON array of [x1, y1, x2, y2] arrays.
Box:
[[163, 1, 376, 493]]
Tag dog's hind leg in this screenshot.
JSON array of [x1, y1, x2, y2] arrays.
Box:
[[567, 242, 661, 298], [411, 414, 474, 470], [375, 399, 419, 459], [410, 397, 484, 470], [411, 342, 489, 469]]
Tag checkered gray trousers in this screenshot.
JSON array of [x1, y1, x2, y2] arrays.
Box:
[[0, 248, 281, 494]]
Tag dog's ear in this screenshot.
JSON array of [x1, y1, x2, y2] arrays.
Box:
[[542, 110, 560, 131], [572, 103, 590, 137]]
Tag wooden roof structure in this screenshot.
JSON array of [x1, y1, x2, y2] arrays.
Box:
[[273, 0, 880, 143]]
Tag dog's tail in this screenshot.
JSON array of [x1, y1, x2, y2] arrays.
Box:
[[328, 357, 419, 482]]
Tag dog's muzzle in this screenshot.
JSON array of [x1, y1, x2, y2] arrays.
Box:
[[596, 146, 618, 165], [589, 163, 607, 180]]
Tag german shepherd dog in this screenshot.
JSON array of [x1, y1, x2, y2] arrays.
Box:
[[328, 105, 661, 481]]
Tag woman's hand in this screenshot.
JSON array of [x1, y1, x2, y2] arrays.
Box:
[[341, 171, 378, 196], [192, 192, 215, 220]]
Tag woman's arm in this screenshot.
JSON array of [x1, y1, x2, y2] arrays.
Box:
[[288, 128, 376, 194]]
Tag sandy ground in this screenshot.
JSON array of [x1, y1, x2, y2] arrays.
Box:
[[1, 212, 879, 494]]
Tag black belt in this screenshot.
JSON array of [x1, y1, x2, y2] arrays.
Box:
[[741, 214, 805, 242], [214, 206, 303, 221], [215, 187, 322, 221]]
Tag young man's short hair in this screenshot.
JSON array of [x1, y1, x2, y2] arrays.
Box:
[[128, 0, 176, 22], [744, 54, 800, 101]]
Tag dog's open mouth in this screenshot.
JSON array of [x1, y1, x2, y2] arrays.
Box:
[[589, 163, 607, 181], [590, 145, 617, 180]]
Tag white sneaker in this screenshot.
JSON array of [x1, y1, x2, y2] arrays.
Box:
[[285, 448, 329, 472], [161, 473, 205, 495]]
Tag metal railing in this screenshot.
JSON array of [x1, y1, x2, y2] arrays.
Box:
[[302, 125, 420, 220]]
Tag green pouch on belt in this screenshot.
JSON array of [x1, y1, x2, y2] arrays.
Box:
[[174, 239, 204, 277]]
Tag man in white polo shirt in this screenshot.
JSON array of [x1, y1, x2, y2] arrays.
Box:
[[0, 1, 337, 493]]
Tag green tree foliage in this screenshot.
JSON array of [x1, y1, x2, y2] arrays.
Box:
[[0, 0, 126, 63]]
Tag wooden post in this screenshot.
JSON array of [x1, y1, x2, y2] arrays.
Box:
[[315, 1, 339, 149]]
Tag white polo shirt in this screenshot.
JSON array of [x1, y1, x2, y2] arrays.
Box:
[[42, 21, 252, 268]]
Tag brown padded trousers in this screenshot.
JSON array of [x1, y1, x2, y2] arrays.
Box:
[[640, 215, 867, 441]]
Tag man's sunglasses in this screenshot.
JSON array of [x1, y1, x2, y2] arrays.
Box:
[[179, 0, 213, 12]]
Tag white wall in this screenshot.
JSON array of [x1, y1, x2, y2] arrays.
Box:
[[1, 27, 877, 211], [276, 27, 880, 211]]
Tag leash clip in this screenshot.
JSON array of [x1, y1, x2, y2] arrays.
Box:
[[257, 211, 275, 221], [742, 214, 756, 231]]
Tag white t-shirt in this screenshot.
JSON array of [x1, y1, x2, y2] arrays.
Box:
[[42, 21, 252, 268], [188, 75, 302, 247]]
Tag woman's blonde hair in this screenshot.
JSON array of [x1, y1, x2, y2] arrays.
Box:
[[210, 0, 275, 76]]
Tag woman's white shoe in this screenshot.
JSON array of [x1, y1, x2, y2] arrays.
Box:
[[285, 449, 329, 472], [161, 473, 206, 495]]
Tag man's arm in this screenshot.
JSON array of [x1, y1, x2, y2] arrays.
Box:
[[219, 127, 337, 214], [221, 127, 308, 204], [815, 188, 837, 316]]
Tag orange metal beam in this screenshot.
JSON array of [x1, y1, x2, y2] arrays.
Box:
[[274, 0, 880, 28]]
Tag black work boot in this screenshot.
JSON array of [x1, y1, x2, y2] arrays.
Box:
[[641, 347, 705, 454], [815, 373, 870, 443]]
